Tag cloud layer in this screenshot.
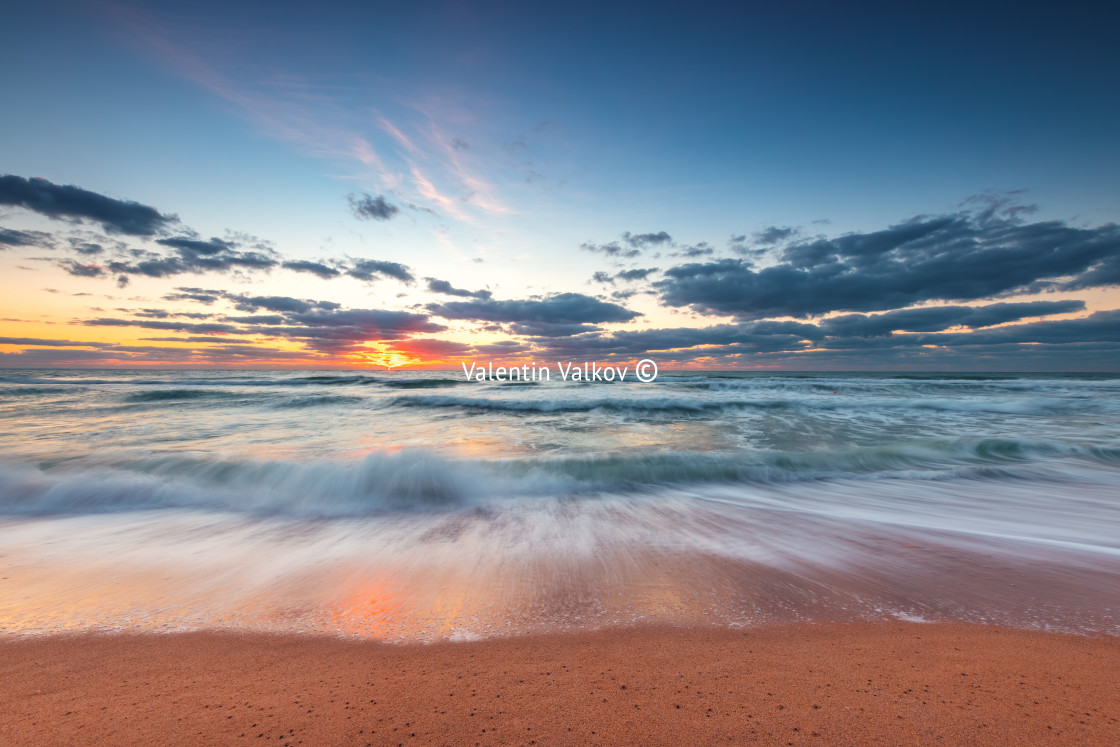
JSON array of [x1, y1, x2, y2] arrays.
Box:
[[1, 174, 1117, 369], [656, 209, 1120, 319]]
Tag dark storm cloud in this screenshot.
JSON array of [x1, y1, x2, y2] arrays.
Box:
[[0, 349, 123, 365], [247, 308, 445, 353], [224, 294, 337, 314], [656, 209, 1120, 318], [0, 175, 176, 236], [427, 293, 640, 329], [0, 176, 410, 286], [753, 226, 797, 245], [0, 336, 108, 347], [0, 173, 415, 287], [672, 243, 714, 258], [222, 315, 289, 325], [623, 231, 672, 248], [529, 301, 1108, 361], [152, 285, 446, 353], [110, 242, 409, 283], [348, 193, 400, 221], [284, 308, 438, 333], [0, 226, 52, 247], [163, 290, 340, 315], [917, 309, 1120, 347], [71, 241, 104, 255], [426, 278, 492, 299], [156, 236, 236, 255], [591, 268, 659, 284], [104, 234, 279, 279], [0, 342, 313, 367], [140, 336, 259, 344], [129, 308, 169, 319], [58, 260, 105, 278], [162, 287, 224, 304], [81, 318, 242, 334], [617, 268, 658, 282], [581, 230, 673, 258], [160, 288, 346, 317], [346, 258, 414, 283], [1061, 254, 1120, 290], [105, 257, 184, 278], [818, 301, 1086, 337], [535, 322, 817, 359], [580, 241, 640, 258], [801, 311, 1120, 362], [472, 340, 523, 355], [510, 322, 603, 337], [282, 260, 342, 279]]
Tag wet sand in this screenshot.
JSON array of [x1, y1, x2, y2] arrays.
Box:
[[2, 623, 1118, 745]]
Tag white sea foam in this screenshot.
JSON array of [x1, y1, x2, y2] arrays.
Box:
[[1, 369, 1118, 639]]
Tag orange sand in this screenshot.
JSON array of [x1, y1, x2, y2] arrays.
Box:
[[2, 623, 1118, 745]]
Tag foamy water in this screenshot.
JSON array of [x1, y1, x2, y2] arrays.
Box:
[[1, 369, 1118, 639]]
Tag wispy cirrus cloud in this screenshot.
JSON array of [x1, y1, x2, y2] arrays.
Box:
[[422, 114, 509, 216], [407, 164, 472, 222], [377, 115, 421, 156], [104, 3, 393, 186], [375, 100, 510, 221], [105, 4, 511, 224]]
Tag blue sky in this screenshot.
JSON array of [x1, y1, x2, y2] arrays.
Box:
[[1, 0, 1118, 369]]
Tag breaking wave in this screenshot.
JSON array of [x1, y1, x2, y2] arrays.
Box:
[[388, 393, 1078, 416], [1, 437, 1117, 518]]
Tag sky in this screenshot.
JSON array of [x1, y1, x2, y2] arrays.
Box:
[[1, 0, 1118, 370]]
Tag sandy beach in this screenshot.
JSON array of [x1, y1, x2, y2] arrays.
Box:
[[3, 623, 1117, 745]]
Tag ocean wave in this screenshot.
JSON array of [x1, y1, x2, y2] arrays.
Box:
[[390, 394, 724, 414], [0, 437, 1116, 517], [0, 386, 84, 397], [124, 389, 251, 403], [0, 376, 125, 386], [663, 377, 1120, 398], [0, 373, 466, 390], [388, 393, 1075, 416], [0, 451, 485, 517], [379, 378, 465, 389], [271, 394, 366, 408]]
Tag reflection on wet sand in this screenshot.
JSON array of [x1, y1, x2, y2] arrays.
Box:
[[2, 479, 1119, 640]]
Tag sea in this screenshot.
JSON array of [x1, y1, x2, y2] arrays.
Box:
[[1, 368, 1118, 639]]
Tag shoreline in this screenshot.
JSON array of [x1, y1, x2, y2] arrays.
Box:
[[3, 622, 1118, 745]]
